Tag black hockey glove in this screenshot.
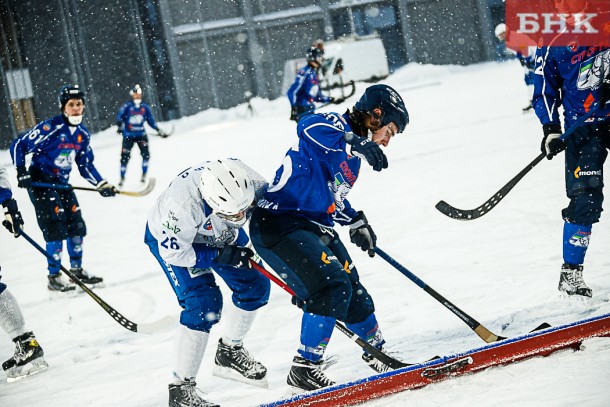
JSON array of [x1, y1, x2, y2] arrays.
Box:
[[96, 180, 118, 197], [348, 211, 377, 253], [215, 245, 254, 269], [16, 166, 32, 188], [157, 129, 169, 138], [290, 106, 300, 122], [541, 124, 565, 160], [2, 198, 24, 237], [116, 122, 124, 135], [291, 296, 306, 309], [344, 133, 388, 172]]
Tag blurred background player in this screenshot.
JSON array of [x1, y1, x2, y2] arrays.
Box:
[[495, 23, 536, 111], [116, 84, 167, 187], [145, 159, 270, 407], [287, 47, 333, 122], [250, 84, 409, 391], [10, 85, 117, 292], [1, 166, 48, 382]]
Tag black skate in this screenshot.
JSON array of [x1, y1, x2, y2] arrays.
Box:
[[47, 273, 76, 292], [70, 267, 104, 285], [362, 347, 394, 374], [168, 379, 219, 407], [558, 263, 592, 298], [287, 355, 336, 391], [140, 174, 147, 183], [213, 339, 268, 388], [118, 177, 125, 188], [2, 331, 48, 382]]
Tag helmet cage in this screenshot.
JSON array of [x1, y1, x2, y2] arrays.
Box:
[[199, 160, 255, 222]]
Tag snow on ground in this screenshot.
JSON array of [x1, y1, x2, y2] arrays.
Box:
[[0, 60, 609, 407]]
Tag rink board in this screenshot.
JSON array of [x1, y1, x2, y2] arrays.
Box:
[[260, 312, 610, 407]]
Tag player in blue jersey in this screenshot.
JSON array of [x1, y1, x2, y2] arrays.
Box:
[[287, 47, 333, 122], [10, 85, 118, 292], [495, 23, 537, 111], [250, 84, 409, 391], [116, 84, 167, 187], [0, 167, 48, 382], [533, 2, 610, 298]]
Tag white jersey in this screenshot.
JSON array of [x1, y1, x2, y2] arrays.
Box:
[[147, 160, 268, 267], [0, 166, 11, 191], [0, 166, 13, 204]]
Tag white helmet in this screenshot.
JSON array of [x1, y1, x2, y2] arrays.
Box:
[[199, 160, 255, 224], [494, 23, 506, 38]]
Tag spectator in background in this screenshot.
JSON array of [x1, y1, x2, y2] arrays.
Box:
[[495, 23, 536, 111]]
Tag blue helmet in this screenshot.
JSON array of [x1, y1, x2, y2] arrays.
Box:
[[58, 85, 85, 110], [354, 84, 409, 133], [130, 84, 143, 96], [306, 47, 324, 64]]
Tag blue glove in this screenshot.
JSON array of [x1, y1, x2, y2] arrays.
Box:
[[345, 133, 388, 172]]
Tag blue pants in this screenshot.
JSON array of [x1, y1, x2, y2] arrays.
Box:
[[249, 208, 375, 323], [562, 122, 609, 225], [144, 227, 270, 332]]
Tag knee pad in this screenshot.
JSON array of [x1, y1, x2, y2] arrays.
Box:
[[179, 285, 223, 332], [66, 210, 87, 237], [563, 189, 603, 225], [141, 150, 150, 161], [230, 271, 270, 311], [343, 285, 375, 324], [41, 216, 68, 242], [120, 152, 131, 166], [305, 275, 352, 320]]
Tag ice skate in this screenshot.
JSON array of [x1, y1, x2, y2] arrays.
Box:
[[286, 355, 336, 391], [69, 267, 104, 286], [168, 379, 219, 407], [2, 332, 48, 382], [118, 177, 125, 188], [47, 272, 76, 292], [213, 339, 268, 388], [140, 173, 147, 183], [558, 263, 592, 299]]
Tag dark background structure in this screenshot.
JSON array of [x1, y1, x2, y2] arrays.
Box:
[[0, 0, 507, 148]]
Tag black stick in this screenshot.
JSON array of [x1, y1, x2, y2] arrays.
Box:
[[17, 228, 171, 333], [31, 177, 156, 197], [436, 105, 600, 221], [374, 247, 550, 343], [250, 260, 411, 369]]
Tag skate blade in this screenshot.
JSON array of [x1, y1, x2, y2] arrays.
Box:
[[212, 365, 268, 388], [558, 290, 592, 304], [5, 358, 48, 383], [76, 281, 105, 291]]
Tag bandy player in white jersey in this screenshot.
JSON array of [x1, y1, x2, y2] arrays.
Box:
[[144, 158, 270, 407]]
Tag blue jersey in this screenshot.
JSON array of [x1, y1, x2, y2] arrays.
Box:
[[116, 101, 158, 138], [533, 45, 610, 129], [258, 112, 360, 227], [287, 65, 331, 109], [10, 115, 103, 185]]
